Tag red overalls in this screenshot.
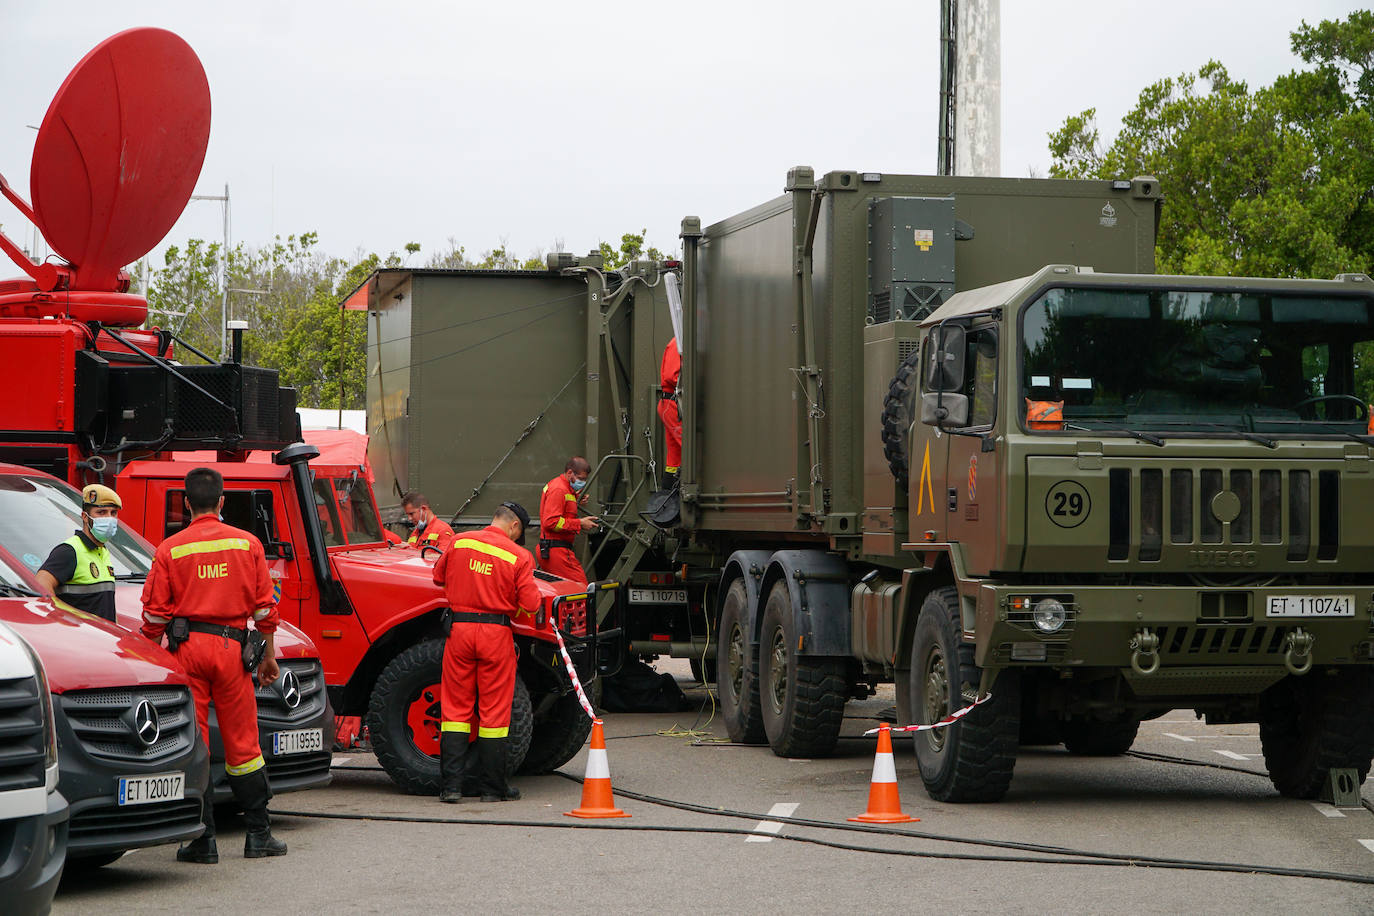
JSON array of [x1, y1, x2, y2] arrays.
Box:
[[658, 338, 682, 474], [406, 515, 455, 550], [141, 515, 278, 776], [432, 525, 539, 799], [538, 474, 589, 585]]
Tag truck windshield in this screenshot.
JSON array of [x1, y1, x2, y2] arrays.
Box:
[[1021, 287, 1374, 437], [0, 474, 153, 577]]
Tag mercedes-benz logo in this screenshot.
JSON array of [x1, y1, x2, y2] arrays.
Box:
[[278, 669, 302, 710], [132, 698, 161, 747]]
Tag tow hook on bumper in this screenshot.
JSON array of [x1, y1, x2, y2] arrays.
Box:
[[1130, 628, 1160, 675], [1283, 627, 1314, 675]]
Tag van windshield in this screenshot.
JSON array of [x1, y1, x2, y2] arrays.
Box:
[[1020, 287, 1374, 437], [0, 474, 153, 577]]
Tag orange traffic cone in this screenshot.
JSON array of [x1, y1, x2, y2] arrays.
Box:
[[565, 719, 630, 819], [849, 722, 918, 823]]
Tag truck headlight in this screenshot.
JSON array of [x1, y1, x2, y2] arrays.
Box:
[[1033, 598, 1067, 633]]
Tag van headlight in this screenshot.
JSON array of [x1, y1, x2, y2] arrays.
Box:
[[1033, 598, 1068, 634]]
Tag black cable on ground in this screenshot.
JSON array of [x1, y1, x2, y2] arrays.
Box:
[[269, 806, 1374, 886], [319, 761, 1374, 886]]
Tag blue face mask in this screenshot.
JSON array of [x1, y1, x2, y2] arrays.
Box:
[[571, 477, 587, 492], [90, 517, 119, 544]]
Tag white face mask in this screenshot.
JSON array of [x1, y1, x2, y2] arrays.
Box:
[[90, 517, 119, 543]]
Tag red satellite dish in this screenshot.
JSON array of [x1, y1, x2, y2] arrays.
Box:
[[29, 28, 211, 292]]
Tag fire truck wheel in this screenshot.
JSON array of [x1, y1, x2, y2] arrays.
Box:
[[910, 586, 1020, 802], [519, 689, 593, 774], [1061, 716, 1139, 756], [881, 347, 923, 490], [757, 581, 845, 757], [1259, 668, 1374, 799], [717, 579, 765, 744], [367, 639, 533, 795]]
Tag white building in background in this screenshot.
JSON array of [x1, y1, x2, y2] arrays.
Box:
[[298, 407, 365, 433]]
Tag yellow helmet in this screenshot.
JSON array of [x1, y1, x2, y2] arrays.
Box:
[[81, 483, 122, 510]]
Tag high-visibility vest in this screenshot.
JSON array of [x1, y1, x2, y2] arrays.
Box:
[[56, 534, 115, 601], [1025, 398, 1065, 430]]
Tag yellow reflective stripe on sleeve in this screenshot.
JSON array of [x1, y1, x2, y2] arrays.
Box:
[[226, 755, 266, 776], [477, 726, 509, 738], [253, 608, 272, 620], [564, 494, 577, 502], [142, 611, 172, 623], [554, 518, 566, 530], [169, 538, 251, 560], [453, 538, 517, 565], [441, 721, 472, 733]]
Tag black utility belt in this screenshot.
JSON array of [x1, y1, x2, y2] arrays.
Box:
[[185, 621, 248, 643], [447, 611, 512, 627], [538, 539, 574, 551]]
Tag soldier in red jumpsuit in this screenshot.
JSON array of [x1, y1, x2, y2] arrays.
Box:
[[538, 457, 599, 585], [402, 490, 455, 551], [658, 337, 682, 484], [432, 501, 539, 803], [141, 467, 286, 863]]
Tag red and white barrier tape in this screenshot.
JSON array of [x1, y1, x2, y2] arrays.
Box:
[[550, 625, 597, 720], [864, 693, 993, 736]]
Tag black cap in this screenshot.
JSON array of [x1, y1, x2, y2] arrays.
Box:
[[499, 501, 531, 545]]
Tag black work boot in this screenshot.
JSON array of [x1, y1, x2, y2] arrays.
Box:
[[476, 737, 520, 802], [439, 731, 472, 803], [229, 769, 288, 858], [177, 792, 218, 864]]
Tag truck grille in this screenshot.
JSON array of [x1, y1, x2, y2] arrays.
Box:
[[255, 660, 327, 727], [266, 751, 332, 783], [0, 675, 46, 791], [1155, 624, 1289, 660], [1110, 466, 1338, 561], [60, 686, 195, 764]]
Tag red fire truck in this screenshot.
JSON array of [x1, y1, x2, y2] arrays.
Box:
[[0, 28, 602, 793]]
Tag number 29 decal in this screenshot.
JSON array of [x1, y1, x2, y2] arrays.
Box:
[[1045, 480, 1090, 528]]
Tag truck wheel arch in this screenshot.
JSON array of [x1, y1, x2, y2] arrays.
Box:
[[335, 610, 446, 716], [893, 554, 955, 724], [718, 550, 772, 650], [757, 550, 851, 658]]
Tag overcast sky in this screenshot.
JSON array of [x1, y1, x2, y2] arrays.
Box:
[[0, 1, 1368, 270]]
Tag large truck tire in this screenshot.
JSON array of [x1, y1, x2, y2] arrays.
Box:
[[519, 689, 593, 774], [910, 586, 1020, 802], [367, 638, 533, 794], [757, 581, 846, 757], [1061, 716, 1139, 756], [1259, 668, 1374, 799], [717, 579, 765, 744], [881, 347, 923, 490]]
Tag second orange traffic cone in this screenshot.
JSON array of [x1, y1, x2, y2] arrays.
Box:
[[849, 722, 918, 823], [565, 718, 630, 819]]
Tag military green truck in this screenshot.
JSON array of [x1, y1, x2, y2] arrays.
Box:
[[352, 167, 1374, 802]]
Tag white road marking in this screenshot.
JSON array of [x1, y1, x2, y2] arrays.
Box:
[[1359, 840, 1374, 855], [1213, 750, 1256, 761], [1163, 733, 1195, 743], [332, 755, 351, 767], [745, 802, 799, 843], [1311, 803, 1347, 818]]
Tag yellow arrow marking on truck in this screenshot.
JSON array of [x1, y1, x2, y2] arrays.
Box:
[[917, 442, 934, 515]]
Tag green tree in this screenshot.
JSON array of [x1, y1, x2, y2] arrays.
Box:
[[597, 229, 665, 270], [1048, 11, 1374, 279]]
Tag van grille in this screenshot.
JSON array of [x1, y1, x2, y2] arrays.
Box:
[[0, 676, 46, 791], [1110, 467, 1336, 562], [60, 686, 195, 764], [254, 660, 327, 727]]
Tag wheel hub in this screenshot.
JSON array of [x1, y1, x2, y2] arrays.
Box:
[[923, 649, 950, 752], [768, 628, 787, 714], [405, 682, 442, 758], [728, 623, 745, 700]]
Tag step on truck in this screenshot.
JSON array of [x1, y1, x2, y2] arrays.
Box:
[[354, 167, 1374, 801], [0, 28, 599, 795]]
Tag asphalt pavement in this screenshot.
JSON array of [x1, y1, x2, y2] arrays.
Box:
[[53, 662, 1374, 915]]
